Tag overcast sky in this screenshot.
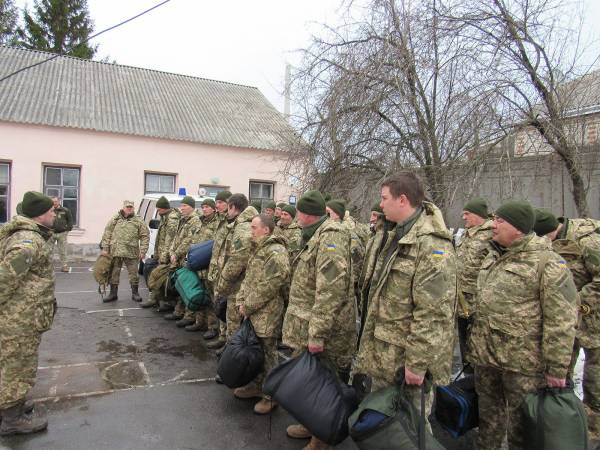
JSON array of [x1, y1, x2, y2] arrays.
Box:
[[13, 0, 600, 114]]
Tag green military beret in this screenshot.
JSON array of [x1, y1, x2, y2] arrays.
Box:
[[533, 208, 559, 236], [297, 190, 326, 216], [21, 191, 53, 218], [202, 198, 216, 208], [156, 196, 170, 209], [463, 197, 488, 219], [215, 190, 232, 202], [326, 199, 346, 219], [371, 202, 383, 214], [251, 201, 262, 213], [282, 204, 296, 218], [276, 202, 287, 209], [181, 196, 196, 208], [264, 201, 276, 210], [495, 200, 535, 234]]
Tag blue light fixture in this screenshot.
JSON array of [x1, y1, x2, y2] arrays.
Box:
[[178, 187, 187, 195]]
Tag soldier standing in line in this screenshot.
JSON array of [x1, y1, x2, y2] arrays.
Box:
[[282, 190, 356, 449], [233, 214, 290, 414], [534, 208, 600, 449], [213, 194, 257, 351], [101, 200, 149, 303], [164, 196, 201, 322], [469, 200, 578, 449], [206, 190, 233, 348], [184, 198, 221, 332], [456, 198, 493, 372], [274, 202, 286, 224], [263, 201, 276, 217], [273, 204, 302, 264], [50, 196, 73, 272], [354, 173, 457, 429], [140, 196, 180, 310], [0, 192, 56, 435]]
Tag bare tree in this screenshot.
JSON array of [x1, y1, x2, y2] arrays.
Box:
[[444, 0, 597, 216], [288, 0, 505, 215]]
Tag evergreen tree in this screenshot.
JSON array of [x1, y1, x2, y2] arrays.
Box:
[[0, 0, 19, 45], [18, 0, 97, 59]]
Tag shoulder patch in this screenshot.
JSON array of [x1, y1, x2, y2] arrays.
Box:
[[326, 244, 337, 251], [21, 240, 33, 244], [233, 238, 243, 250], [432, 249, 445, 258]]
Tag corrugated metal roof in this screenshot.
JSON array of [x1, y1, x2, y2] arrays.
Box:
[[0, 46, 298, 152]]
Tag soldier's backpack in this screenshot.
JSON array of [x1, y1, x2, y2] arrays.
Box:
[[187, 240, 214, 271], [217, 319, 264, 388], [147, 263, 171, 292], [348, 375, 444, 450], [264, 351, 358, 445], [92, 254, 113, 292], [434, 368, 478, 438], [522, 384, 588, 450], [173, 267, 209, 311]]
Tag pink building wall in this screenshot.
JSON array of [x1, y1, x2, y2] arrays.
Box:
[[1, 122, 294, 246]]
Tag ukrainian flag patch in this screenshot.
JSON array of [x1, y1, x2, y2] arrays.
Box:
[[326, 244, 337, 251], [432, 250, 445, 258], [558, 259, 567, 265]]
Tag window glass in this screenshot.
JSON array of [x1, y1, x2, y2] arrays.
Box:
[[63, 168, 79, 186], [45, 167, 61, 185], [43, 166, 80, 226], [145, 173, 175, 194], [0, 165, 8, 184]]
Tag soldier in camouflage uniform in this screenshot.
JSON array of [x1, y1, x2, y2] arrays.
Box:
[[140, 196, 180, 309], [163, 196, 201, 321], [355, 173, 457, 430], [50, 196, 73, 272], [184, 198, 221, 332], [456, 198, 493, 372], [263, 200, 276, 217], [470, 200, 578, 450], [206, 190, 233, 348], [282, 190, 356, 446], [101, 200, 150, 303], [534, 209, 600, 445], [233, 214, 290, 415], [213, 194, 258, 344], [0, 192, 56, 435], [273, 204, 302, 267]]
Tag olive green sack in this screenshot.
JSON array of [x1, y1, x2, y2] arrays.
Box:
[[93, 254, 113, 287], [147, 263, 171, 291], [522, 385, 589, 450]]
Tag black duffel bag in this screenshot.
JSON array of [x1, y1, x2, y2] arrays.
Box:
[[214, 296, 227, 322], [142, 257, 159, 286], [263, 351, 358, 445], [217, 319, 264, 388], [434, 368, 478, 438], [187, 240, 214, 271]]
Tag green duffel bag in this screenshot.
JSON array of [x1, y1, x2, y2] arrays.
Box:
[[348, 381, 444, 450], [173, 267, 209, 311], [522, 385, 588, 450]]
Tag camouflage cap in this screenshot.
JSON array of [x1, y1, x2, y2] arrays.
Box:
[[123, 200, 134, 208]]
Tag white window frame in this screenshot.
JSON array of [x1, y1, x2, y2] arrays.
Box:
[[145, 172, 176, 194]]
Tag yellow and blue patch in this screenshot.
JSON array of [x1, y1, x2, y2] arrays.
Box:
[[558, 259, 567, 265], [326, 244, 337, 251], [432, 250, 445, 258]]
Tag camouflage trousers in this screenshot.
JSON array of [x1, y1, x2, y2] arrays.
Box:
[[254, 337, 278, 398], [226, 299, 242, 341], [569, 341, 600, 439], [191, 305, 219, 330], [51, 231, 68, 266], [110, 257, 139, 285], [475, 365, 545, 450], [0, 334, 42, 410]]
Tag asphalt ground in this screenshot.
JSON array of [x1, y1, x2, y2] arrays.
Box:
[[2, 261, 583, 450]]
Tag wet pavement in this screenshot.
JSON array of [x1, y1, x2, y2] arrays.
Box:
[[4, 262, 583, 449]]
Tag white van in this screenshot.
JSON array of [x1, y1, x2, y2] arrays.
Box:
[[138, 193, 209, 258]]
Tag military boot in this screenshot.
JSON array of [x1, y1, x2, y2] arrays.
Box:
[[286, 423, 311, 439], [131, 284, 142, 302], [233, 384, 262, 399], [139, 297, 157, 308], [0, 403, 48, 436], [254, 398, 278, 415], [302, 436, 332, 450], [0, 400, 34, 425], [102, 284, 118, 303]]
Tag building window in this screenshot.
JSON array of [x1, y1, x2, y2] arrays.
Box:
[[145, 172, 176, 194], [44, 166, 80, 226], [0, 163, 9, 223], [249, 181, 274, 208], [198, 184, 230, 198]]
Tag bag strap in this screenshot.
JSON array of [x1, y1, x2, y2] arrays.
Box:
[[537, 389, 545, 449], [418, 383, 426, 450]]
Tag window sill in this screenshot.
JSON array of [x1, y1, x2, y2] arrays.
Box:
[[68, 228, 85, 236]]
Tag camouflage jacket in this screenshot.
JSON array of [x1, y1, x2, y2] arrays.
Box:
[[53, 206, 73, 233], [469, 233, 579, 378], [282, 218, 357, 367], [356, 202, 457, 385], [358, 221, 390, 317], [456, 220, 494, 317], [198, 212, 220, 242], [239, 234, 290, 337], [169, 212, 201, 267], [344, 220, 366, 286], [214, 206, 258, 301], [274, 221, 302, 265], [101, 211, 150, 259], [552, 218, 600, 348], [207, 213, 231, 285], [153, 209, 180, 263], [0, 216, 55, 336]]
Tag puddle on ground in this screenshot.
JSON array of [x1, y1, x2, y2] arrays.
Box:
[[96, 339, 139, 357], [143, 337, 208, 360], [101, 361, 147, 389]]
